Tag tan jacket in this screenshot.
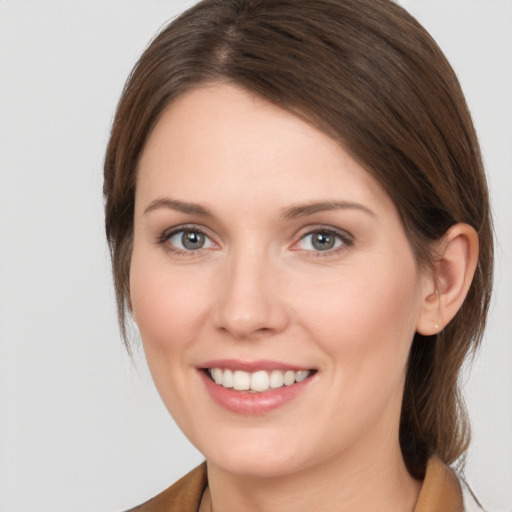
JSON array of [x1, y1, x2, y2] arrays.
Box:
[[127, 457, 482, 512]]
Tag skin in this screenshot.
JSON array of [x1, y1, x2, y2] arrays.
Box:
[[130, 83, 449, 512]]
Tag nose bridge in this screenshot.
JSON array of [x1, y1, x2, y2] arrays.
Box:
[[213, 242, 288, 339]]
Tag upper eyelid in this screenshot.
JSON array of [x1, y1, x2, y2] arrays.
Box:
[[288, 227, 354, 258], [156, 225, 215, 250], [156, 223, 353, 249], [157, 225, 218, 256], [295, 225, 353, 242], [159, 224, 212, 240]]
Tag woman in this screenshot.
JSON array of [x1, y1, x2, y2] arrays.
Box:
[[104, 0, 493, 510]]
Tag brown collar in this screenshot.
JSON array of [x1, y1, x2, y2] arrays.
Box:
[[127, 457, 464, 511], [125, 463, 207, 511]]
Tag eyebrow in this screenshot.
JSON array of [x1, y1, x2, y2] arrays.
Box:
[[143, 197, 376, 220], [144, 198, 213, 217], [279, 200, 376, 220]]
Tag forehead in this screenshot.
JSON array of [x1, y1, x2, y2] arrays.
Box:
[[136, 83, 396, 219]]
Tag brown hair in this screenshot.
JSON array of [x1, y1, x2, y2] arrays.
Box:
[[104, 0, 493, 477]]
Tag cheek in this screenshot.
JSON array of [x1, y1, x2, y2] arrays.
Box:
[[129, 250, 215, 431], [297, 256, 422, 384], [129, 249, 210, 357]]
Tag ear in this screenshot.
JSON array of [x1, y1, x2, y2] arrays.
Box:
[[416, 223, 479, 335]]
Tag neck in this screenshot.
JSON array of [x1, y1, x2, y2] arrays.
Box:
[[204, 441, 421, 512]]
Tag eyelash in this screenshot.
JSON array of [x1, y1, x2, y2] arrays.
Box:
[[156, 225, 215, 257], [294, 226, 354, 258], [156, 225, 354, 258]]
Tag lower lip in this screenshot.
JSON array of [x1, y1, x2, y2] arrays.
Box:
[[199, 370, 314, 415]]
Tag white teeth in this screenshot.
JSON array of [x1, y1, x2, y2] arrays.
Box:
[[251, 370, 270, 392], [295, 370, 309, 383], [233, 370, 250, 391], [208, 368, 312, 392], [269, 369, 284, 389], [283, 370, 295, 386], [222, 369, 234, 388], [212, 368, 223, 385]]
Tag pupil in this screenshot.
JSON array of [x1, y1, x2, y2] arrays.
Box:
[[182, 231, 204, 250], [312, 232, 334, 251]]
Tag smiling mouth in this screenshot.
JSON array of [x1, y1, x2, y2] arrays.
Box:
[[205, 368, 315, 393]]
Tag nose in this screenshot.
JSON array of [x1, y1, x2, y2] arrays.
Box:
[[212, 248, 289, 340]]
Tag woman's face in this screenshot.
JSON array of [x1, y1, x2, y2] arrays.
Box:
[[131, 83, 431, 478]]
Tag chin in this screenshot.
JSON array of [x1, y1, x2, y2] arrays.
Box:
[[209, 453, 305, 479], [199, 429, 311, 479]]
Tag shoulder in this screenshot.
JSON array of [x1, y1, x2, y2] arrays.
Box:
[[415, 457, 486, 512], [125, 463, 207, 512]]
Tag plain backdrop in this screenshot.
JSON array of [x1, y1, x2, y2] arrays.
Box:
[[0, 1, 510, 511]]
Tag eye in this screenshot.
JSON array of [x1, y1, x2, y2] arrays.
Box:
[[163, 228, 215, 252], [297, 229, 349, 252]]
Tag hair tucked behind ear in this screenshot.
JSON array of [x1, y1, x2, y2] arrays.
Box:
[[104, 0, 493, 476]]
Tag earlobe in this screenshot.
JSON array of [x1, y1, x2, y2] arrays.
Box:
[[416, 223, 479, 335]]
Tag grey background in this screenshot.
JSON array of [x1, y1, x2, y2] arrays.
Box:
[[0, 1, 510, 511]]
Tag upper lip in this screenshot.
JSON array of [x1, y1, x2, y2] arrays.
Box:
[[199, 359, 313, 372]]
